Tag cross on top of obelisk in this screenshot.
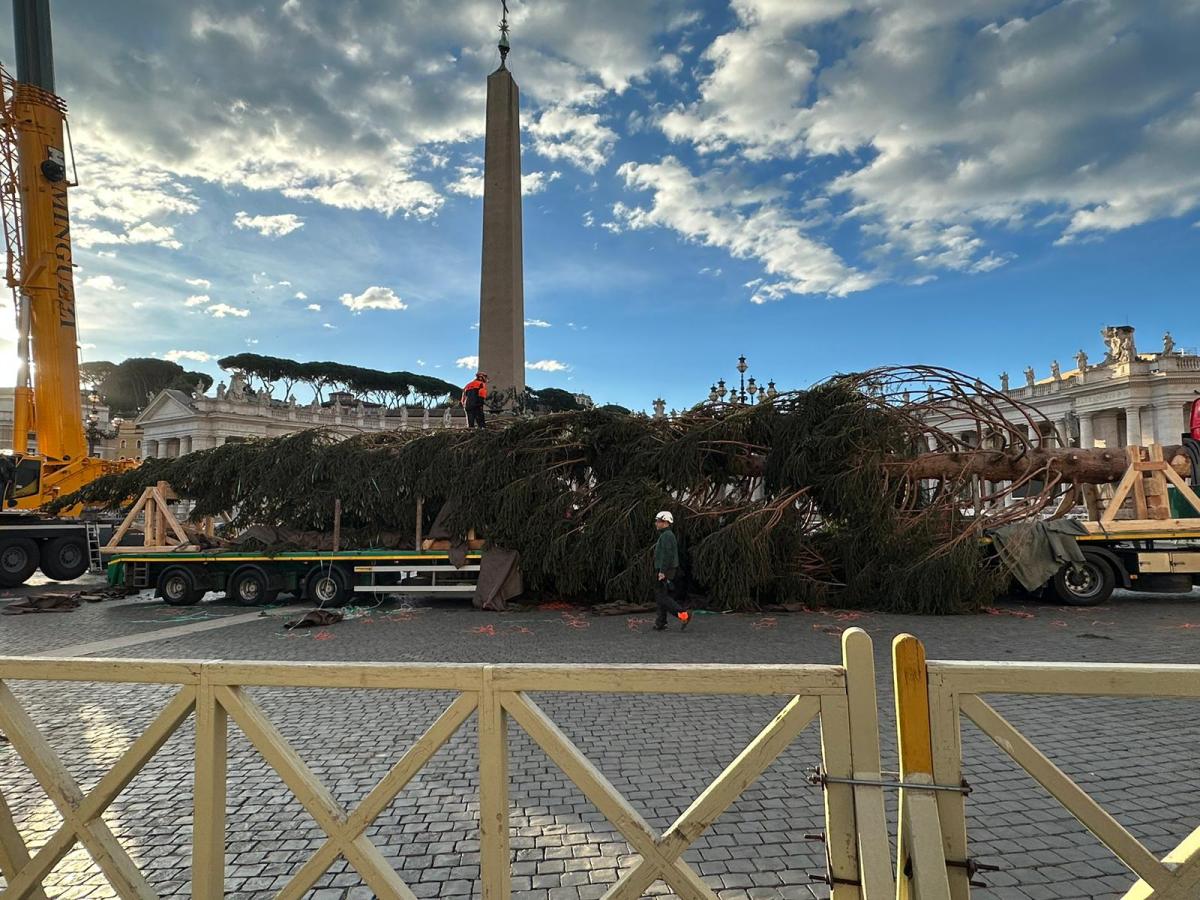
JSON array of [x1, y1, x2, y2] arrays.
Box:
[[498, 0, 511, 67]]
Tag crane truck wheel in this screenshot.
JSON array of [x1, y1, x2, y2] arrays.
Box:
[[305, 566, 351, 608], [0, 538, 40, 587], [39, 536, 89, 582], [158, 566, 202, 606], [1051, 553, 1115, 606]]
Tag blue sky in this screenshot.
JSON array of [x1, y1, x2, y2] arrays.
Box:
[[2, 0, 1198, 410]]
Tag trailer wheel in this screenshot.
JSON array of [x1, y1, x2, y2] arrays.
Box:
[[158, 566, 202, 606], [39, 536, 89, 582], [305, 566, 351, 608], [0, 538, 39, 587], [228, 566, 271, 607], [1051, 554, 1115, 606]]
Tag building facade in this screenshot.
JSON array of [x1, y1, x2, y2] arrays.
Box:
[[134, 387, 470, 459], [994, 327, 1198, 449]]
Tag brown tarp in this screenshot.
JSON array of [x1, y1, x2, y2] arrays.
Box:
[[474, 548, 523, 611]]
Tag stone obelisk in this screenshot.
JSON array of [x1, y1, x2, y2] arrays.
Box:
[[477, 8, 525, 408]]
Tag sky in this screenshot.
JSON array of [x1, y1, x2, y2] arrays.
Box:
[[1, 0, 1198, 411]]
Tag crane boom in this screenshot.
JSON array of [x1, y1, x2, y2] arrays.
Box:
[[10, 0, 84, 463], [0, 0, 134, 513]]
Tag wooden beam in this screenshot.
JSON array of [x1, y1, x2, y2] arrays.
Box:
[[926, 674, 970, 900], [1100, 463, 1141, 524], [281, 693, 479, 899], [488, 664, 845, 696], [959, 694, 1169, 889], [902, 785, 952, 900], [840, 628, 894, 899], [1129, 447, 1150, 520], [104, 488, 153, 551], [500, 691, 716, 900], [479, 669, 511, 900], [0, 788, 50, 900], [6, 688, 194, 898], [893, 634, 933, 900], [192, 674, 226, 900], [0, 682, 158, 899], [216, 685, 414, 900], [928, 661, 1200, 699]]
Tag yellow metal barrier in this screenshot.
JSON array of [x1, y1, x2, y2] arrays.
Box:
[[900, 641, 1200, 899], [0, 628, 894, 900]]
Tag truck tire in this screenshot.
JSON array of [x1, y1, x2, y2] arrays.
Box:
[[1051, 553, 1116, 606], [305, 566, 351, 608], [158, 566, 202, 606], [0, 538, 39, 587], [228, 565, 271, 607], [39, 536, 89, 582]]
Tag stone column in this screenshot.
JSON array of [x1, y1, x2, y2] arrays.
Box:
[[1078, 414, 1095, 449], [477, 61, 526, 407], [144, 439, 159, 459], [1125, 406, 1142, 447], [1155, 403, 1188, 444], [180, 435, 193, 455]]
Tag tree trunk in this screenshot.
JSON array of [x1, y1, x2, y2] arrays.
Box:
[[890, 445, 1190, 484]]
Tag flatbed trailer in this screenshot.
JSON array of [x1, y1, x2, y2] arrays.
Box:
[[108, 549, 483, 607]]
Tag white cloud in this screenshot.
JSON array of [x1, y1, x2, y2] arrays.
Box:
[[447, 167, 562, 198], [614, 157, 874, 298], [456, 355, 480, 369], [524, 319, 552, 328], [521, 170, 562, 195], [233, 211, 305, 237], [294, 291, 308, 300], [650, 0, 1200, 277], [323, 323, 337, 329], [306, 303, 322, 311], [80, 275, 124, 292], [528, 107, 618, 173], [416, 359, 427, 367], [446, 166, 483, 199], [206, 303, 250, 318], [339, 286, 407, 312], [184, 294, 210, 307], [186, 277, 211, 289], [527, 359, 570, 372], [164, 349, 214, 363]]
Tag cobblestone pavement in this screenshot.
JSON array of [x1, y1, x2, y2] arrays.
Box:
[[3, 586, 1200, 899]]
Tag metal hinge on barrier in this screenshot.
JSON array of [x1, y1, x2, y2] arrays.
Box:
[[903, 854, 1001, 889], [805, 765, 972, 795], [802, 831, 862, 889]]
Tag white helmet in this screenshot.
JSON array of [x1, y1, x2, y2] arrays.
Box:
[[655, 511, 674, 524]]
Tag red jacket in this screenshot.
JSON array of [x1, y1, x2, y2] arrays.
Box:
[[462, 379, 488, 410], [1191, 398, 1200, 441]]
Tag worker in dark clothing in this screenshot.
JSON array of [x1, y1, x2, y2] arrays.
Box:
[[462, 372, 489, 429], [653, 511, 690, 631]]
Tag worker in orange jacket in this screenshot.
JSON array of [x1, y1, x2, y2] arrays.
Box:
[[462, 372, 489, 429]]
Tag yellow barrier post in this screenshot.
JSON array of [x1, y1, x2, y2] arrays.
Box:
[[193, 669, 227, 900], [894, 634, 951, 900]]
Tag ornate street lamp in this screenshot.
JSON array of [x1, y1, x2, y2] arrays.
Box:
[[709, 357, 774, 406]]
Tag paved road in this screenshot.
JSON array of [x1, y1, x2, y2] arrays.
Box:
[[3, 584, 1200, 899]]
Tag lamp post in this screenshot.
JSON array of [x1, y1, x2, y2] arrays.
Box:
[[711, 356, 775, 405]]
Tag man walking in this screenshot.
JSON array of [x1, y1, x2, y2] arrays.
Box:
[[653, 511, 690, 631], [461, 372, 489, 429]]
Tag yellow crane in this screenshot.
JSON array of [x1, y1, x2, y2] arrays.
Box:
[[0, 0, 134, 585]]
